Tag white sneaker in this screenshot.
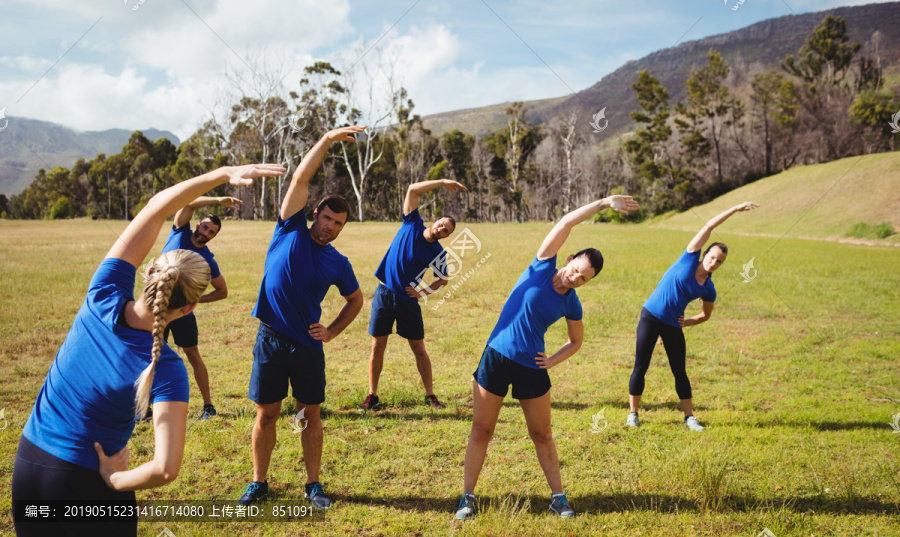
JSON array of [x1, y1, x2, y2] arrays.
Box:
[[685, 415, 705, 432], [626, 412, 640, 427]]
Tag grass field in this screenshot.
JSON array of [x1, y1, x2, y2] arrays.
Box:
[[1, 216, 899, 537], [656, 152, 900, 245]]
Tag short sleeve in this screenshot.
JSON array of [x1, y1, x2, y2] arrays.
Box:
[[207, 257, 221, 280], [336, 260, 360, 297], [87, 259, 136, 327], [565, 295, 583, 321], [704, 281, 717, 303], [402, 208, 423, 226], [150, 357, 190, 404], [431, 249, 449, 279], [278, 209, 310, 234]]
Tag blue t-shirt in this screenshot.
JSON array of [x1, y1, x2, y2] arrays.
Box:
[[643, 249, 717, 327], [486, 256, 583, 369], [374, 209, 447, 304], [22, 258, 190, 471], [162, 223, 221, 280], [252, 209, 360, 349]]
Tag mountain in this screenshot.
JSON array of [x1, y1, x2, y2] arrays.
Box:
[[420, 2, 900, 138], [0, 117, 180, 195]]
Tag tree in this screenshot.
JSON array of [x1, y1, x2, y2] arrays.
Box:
[[781, 15, 860, 87], [674, 49, 742, 189], [623, 70, 687, 213], [340, 49, 398, 221]]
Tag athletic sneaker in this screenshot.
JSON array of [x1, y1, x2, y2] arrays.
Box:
[[549, 491, 575, 518], [200, 404, 217, 421], [425, 394, 445, 409], [626, 412, 640, 427], [685, 415, 705, 432], [362, 394, 380, 411], [305, 482, 332, 509], [237, 481, 268, 505], [455, 491, 476, 519]]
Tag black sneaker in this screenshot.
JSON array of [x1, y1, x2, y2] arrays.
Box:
[[362, 394, 380, 410], [425, 394, 445, 409], [201, 404, 217, 421], [237, 481, 268, 505], [305, 482, 332, 510]]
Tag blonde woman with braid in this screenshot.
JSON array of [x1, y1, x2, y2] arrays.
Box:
[[11, 163, 286, 537]]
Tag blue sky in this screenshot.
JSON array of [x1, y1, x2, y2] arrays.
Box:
[[0, 0, 892, 139]]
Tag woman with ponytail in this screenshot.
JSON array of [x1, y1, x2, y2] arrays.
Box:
[[12, 163, 285, 537]]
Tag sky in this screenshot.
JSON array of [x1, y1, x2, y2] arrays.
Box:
[[0, 0, 893, 140]]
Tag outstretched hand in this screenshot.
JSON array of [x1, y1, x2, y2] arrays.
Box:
[[326, 125, 367, 143], [607, 195, 640, 215], [733, 201, 759, 212], [94, 442, 128, 489], [219, 197, 243, 210], [443, 180, 468, 194], [227, 164, 287, 187]]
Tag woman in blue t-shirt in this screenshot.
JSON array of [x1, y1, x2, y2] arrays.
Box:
[[456, 195, 640, 520], [12, 163, 285, 536], [626, 202, 758, 432]]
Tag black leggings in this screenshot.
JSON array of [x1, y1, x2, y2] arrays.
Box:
[[629, 308, 692, 400], [12, 435, 137, 537]]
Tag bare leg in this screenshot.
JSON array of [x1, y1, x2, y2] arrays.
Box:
[[183, 345, 212, 406], [368, 336, 388, 395], [297, 402, 323, 484], [629, 395, 641, 413], [520, 391, 563, 495], [463, 381, 504, 493], [252, 401, 282, 482], [681, 399, 694, 418], [408, 339, 435, 396]]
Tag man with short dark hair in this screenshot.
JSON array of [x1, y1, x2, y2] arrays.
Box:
[[363, 179, 467, 411], [238, 126, 366, 510], [162, 195, 242, 420]]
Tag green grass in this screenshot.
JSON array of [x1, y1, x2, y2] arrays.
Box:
[[655, 152, 900, 244], [847, 222, 896, 240], [1, 219, 899, 536]]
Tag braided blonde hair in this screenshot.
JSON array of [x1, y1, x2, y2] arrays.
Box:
[[134, 249, 210, 420]]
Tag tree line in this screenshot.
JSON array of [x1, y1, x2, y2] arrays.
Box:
[[1, 15, 896, 223]]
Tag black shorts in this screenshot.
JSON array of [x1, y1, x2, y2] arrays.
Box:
[[12, 435, 137, 537], [248, 323, 326, 405], [368, 284, 425, 340], [473, 346, 552, 400], [164, 313, 199, 348]]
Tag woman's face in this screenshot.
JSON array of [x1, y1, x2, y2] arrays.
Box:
[[702, 246, 727, 273]]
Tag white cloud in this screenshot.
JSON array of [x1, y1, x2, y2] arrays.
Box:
[[0, 55, 54, 72]]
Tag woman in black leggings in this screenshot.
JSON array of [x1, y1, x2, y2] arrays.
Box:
[[627, 202, 758, 431]]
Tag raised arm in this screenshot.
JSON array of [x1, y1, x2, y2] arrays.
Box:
[[687, 202, 759, 253], [536, 195, 639, 260], [106, 164, 286, 268], [280, 126, 366, 221], [403, 179, 467, 216], [173, 196, 242, 228]]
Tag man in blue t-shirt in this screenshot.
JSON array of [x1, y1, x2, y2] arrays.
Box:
[[363, 179, 467, 411], [238, 126, 365, 510], [162, 196, 241, 421]]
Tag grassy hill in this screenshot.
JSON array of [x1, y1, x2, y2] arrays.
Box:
[[651, 152, 900, 244]]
